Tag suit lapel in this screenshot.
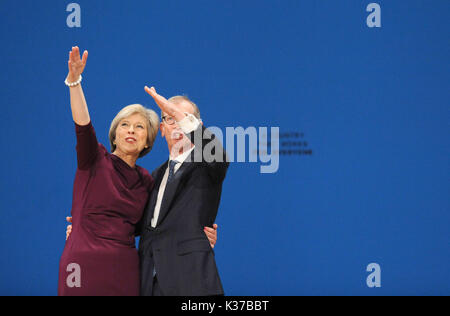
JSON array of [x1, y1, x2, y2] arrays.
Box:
[[144, 161, 168, 227], [156, 159, 196, 227]]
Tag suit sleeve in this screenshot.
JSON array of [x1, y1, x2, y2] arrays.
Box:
[[75, 121, 100, 170], [180, 117, 229, 183]]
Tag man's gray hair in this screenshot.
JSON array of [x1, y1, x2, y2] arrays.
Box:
[[164, 95, 201, 120]]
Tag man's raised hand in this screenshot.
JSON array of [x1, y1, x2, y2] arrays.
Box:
[[144, 86, 185, 122]]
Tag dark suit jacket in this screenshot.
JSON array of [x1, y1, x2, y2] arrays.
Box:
[[137, 124, 229, 296]]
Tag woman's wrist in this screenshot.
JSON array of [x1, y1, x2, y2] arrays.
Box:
[[65, 74, 83, 87]]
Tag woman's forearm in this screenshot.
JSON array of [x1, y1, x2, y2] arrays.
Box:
[[67, 46, 90, 126], [69, 84, 90, 126]]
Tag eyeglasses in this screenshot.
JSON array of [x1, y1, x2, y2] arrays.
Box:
[[161, 116, 176, 125], [162, 115, 203, 125]]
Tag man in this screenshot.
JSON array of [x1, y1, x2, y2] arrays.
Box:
[[138, 86, 229, 296]]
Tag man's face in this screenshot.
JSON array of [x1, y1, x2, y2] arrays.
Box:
[[160, 100, 196, 151]]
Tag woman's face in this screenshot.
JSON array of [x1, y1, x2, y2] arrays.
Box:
[[114, 113, 148, 157]]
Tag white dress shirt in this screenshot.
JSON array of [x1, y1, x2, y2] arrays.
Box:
[[150, 114, 200, 228]]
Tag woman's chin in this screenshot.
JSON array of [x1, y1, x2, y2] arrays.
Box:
[[118, 145, 141, 156]]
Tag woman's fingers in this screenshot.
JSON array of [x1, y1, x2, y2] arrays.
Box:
[[67, 46, 87, 79], [81, 50, 88, 65], [204, 227, 217, 246], [68, 51, 73, 65], [68, 46, 87, 64], [73, 46, 80, 62], [68, 49, 76, 66], [204, 227, 216, 235], [205, 225, 218, 248]]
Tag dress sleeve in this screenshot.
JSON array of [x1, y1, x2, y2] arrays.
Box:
[[134, 170, 154, 237], [75, 121, 100, 170]]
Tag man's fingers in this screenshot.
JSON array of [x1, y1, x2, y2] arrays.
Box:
[[66, 225, 72, 241], [144, 86, 170, 110], [145, 86, 160, 100], [66, 217, 72, 223], [144, 86, 155, 97]]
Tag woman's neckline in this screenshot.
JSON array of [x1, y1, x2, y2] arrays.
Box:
[[111, 153, 138, 170]]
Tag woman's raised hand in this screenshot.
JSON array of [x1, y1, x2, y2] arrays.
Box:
[[67, 46, 88, 83]]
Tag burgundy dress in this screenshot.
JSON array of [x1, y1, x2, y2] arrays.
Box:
[[58, 122, 153, 296]]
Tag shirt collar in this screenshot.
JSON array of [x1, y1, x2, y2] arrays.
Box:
[[169, 145, 195, 164]]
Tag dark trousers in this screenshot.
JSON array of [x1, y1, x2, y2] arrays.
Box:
[[151, 275, 224, 296], [152, 275, 163, 296]]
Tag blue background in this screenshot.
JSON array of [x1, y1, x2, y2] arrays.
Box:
[[0, 0, 448, 295]]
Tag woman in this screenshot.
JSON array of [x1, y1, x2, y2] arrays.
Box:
[[58, 47, 217, 296], [58, 46, 160, 296]]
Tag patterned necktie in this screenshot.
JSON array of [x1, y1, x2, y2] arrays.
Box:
[[167, 160, 178, 183]]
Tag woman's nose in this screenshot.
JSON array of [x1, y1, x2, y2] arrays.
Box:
[[128, 126, 135, 133]]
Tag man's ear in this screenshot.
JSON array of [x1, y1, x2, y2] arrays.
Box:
[[160, 123, 165, 137]]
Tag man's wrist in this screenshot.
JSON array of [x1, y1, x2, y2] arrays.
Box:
[[177, 113, 200, 134]]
